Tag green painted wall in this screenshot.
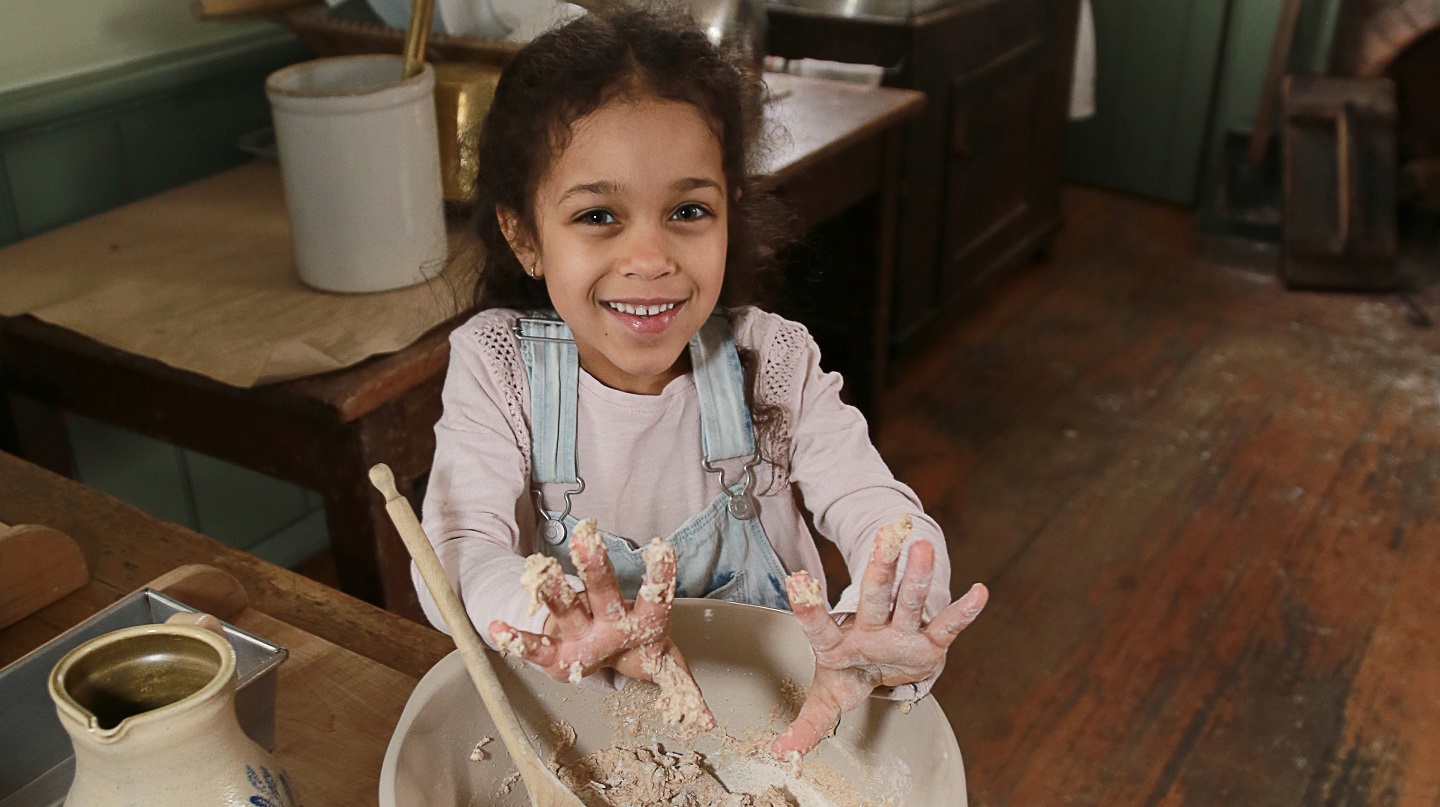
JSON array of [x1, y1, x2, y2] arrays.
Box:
[[0, 0, 278, 93], [1194, 0, 1342, 222], [0, 29, 306, 242], [1, 16, 328, 569], [1064, 0, 1343, 206], [1064, 0, 1231, 203]]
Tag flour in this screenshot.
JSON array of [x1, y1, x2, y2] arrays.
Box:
[[591, 678, 894, 807], [497, 771, 520, 796], [557, 746, 794, 807], [783, 750, 803, 778]]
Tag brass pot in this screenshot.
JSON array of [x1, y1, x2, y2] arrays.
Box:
[[433, 62, 503, 204]]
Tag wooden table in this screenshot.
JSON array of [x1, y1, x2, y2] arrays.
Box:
[[0, 449, 452, 804], [0, 74, 923, 619]]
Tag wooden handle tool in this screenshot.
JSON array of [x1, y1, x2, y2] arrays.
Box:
[[1247, 0, 1305, 166], [147, 564, 251, 622], [368, 464, 584, 807], [191, 0, 320, 21]]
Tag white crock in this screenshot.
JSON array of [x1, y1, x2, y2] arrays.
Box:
[[266, 54, 448, 294]]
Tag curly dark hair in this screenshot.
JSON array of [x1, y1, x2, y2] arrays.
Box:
[[468, 6, 795, 481], [470, 5, 788, 310]]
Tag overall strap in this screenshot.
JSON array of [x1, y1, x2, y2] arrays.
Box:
[[515, 314, 580, 485], [688, 316, 757, 464]]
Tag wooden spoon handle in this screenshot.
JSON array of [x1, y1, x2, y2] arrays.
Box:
[[368, 464, 581, 807]]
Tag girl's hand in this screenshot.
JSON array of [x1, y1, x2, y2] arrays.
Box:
[[488, 521, 715, 731], [772, 533, 988, 760]]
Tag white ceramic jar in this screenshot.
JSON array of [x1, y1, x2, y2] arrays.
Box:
[[48, 615, 299, 807], [266, 55, 448, 294]]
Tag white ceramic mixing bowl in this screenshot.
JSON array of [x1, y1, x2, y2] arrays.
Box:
[[380, 599, 967, 806]]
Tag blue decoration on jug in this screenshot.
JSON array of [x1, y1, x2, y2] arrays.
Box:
[[247, 764, 298, 807]]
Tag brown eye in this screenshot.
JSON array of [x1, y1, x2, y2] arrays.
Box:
[[672, 204, 710, 221], [576, 209, 616, 225]]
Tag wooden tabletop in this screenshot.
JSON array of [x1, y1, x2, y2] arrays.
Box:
[[0, 450, 452, 804], [761, 71, 924, 187]]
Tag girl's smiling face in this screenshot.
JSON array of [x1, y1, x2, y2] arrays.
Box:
[[501, 96, 729, 395]]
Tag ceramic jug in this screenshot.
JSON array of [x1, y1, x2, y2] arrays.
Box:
[[48, 612, 299, 807]]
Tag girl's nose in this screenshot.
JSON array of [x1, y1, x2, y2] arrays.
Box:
[[618, 227, 677, 280]]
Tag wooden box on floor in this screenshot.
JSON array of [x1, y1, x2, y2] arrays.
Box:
[[1281, 75, 1398, 290]]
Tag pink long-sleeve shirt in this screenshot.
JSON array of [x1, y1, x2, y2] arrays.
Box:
[[417, 306, 954, 697]]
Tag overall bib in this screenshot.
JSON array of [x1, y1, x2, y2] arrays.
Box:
[[516, 313, 791, 610]]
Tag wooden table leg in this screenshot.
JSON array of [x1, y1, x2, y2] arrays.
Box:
[[863, 127, 905, 432], [317, 382, 439, 622], [5, 393, 75, 478]]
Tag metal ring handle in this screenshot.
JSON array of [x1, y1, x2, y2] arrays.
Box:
[[701, 455, 760, 496], [703, 456, 760, 520], [532, 477, 586, 545]]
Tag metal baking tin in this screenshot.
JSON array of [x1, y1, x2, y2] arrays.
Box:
[[0, 589, 287, 807]]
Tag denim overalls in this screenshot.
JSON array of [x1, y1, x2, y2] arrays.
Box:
[[515, 313, 791, 610]]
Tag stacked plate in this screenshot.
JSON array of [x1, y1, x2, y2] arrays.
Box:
[[366, 0, 586, 41]]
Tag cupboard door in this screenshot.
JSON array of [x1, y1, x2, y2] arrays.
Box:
[[942, 35, 1048, 302]]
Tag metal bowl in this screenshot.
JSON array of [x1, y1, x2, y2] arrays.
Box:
[[765, 0, 956, 20], [686, 0, 767, 64], [379, 598, 967, 805]]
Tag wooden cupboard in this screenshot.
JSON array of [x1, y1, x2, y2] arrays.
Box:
[[767, 0, 1082, 354]]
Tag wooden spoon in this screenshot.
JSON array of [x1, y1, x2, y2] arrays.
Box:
[[369, 464, 585, 807]]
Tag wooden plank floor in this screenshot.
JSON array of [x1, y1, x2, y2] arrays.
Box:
[[886, 187, 1440, 807]]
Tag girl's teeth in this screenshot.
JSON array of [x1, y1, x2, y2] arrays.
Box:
[[607, 302, 677, 316]]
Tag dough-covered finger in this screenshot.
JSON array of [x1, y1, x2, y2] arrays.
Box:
[[630, 537, 677, 630], [892, 540, 936, 634], [856, 516, 911, 629], [786, 572, 845, 653], [489, 622, 559, 668], [569, 519, 626, 621], [521, 553, 588, 637], [770, 686, 843, 760], [924, 583, 988, 646]]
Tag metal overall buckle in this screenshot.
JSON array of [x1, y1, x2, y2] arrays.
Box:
[[533, 477, 585, 545], [511, 318, 574, 344], [702, 455, 761, 521]]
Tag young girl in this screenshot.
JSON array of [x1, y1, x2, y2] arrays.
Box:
[[417, 7, 988, 760]]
